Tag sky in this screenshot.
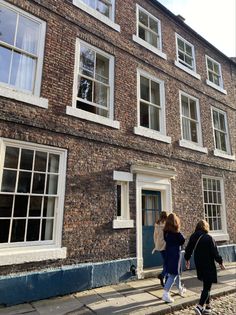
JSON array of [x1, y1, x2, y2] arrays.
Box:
[[157, 0, 236, 57]]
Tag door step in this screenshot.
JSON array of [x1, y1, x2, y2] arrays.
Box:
[[142, 267, 162, 279]]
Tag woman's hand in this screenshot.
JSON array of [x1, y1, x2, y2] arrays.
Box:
[[219, 263, 226, 270], [185, 260, 190, 270]]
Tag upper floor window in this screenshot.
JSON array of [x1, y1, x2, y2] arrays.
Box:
[[133, 5, 166, 60], [0, 0, 46, 96], [72, 0, 120, 32], [206, 56, 226, 94], [202, 176, 228, 240], [66, 40, 119, 129], [176, 35, 195, 70], [0, 139, 67, 252], [134, 70, 171, 144]]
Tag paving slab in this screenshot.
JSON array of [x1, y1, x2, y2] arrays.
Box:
[[32, 295, 83, 315], [66, 307, 95, 315], [0, 303, 35, 315], [74, 289, 104, 305]]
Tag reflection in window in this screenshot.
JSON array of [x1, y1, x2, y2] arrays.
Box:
[[212, 108, 230, 154]]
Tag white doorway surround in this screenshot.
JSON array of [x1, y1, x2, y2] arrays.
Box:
[[131, 163, 176, 278]]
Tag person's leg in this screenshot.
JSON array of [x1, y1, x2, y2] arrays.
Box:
[[174, 275, 186, 296], [158, 250, 166, 287], [162, 274, 176, 303], [194, 280, 212, 314]]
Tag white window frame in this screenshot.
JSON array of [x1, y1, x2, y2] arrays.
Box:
[[202, 175, 229, 241], [211, 107, 235, 160], [179, 91, 207, 153], [205, 55, 227, 94], [113, 171, 134, 229], [72, 0, 120, 32], [132, 4, 167, 60], [134, 69, 171, 144], [0, 138, 67, 266], [0, 0, 48, 108], [66, 39, 120, 129], [174, 33, 200, 80]]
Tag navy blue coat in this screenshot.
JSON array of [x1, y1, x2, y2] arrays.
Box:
[[184, 231, 223, 283], [164, 231, 185, 275]]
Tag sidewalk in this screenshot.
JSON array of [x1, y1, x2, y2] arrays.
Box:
[[0, 262, 235, 315]]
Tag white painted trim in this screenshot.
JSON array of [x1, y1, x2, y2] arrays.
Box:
[[0, 86, 48, 108], [113, 219, 134, 229], [66, 106, 120, 129], [134, 126, 171, 143], [0, 0, 46, 97], [213, 149, 235, 160], [210, 233, 229, 242], [133, 167, 175, 278], [72, 0, 120, 32], [206, 80, 227, 95], [113, 171, 133, 182], [131, 164, 176, 179], [133, 35, 167, 60], [179, 139, 208, 153], [174, 61, 201, 80], [0, 247, 67, 266]]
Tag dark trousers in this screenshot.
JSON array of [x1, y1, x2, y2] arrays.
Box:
[[199, 280, 212, 306], [160, 250, 167, 277]]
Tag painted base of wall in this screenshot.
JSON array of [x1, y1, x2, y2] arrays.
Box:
[[0, 258, 137, 306]]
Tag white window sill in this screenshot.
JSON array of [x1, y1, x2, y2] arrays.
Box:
[[206, 80, 227, 95], [72, 0, 120, 32], [134, 126, 171, 144], [113, 219, 134, 229], [66, 106, 120, 129], [0, 85, 48, 109], [179, 139, 208, 153], [213, 149, 235, 160], [0, 246, 67, 266], [174, 61, 201, 80], [132, 35, 167, 60], [209, 232, 229, 242]]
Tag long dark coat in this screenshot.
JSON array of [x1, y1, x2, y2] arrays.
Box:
[[164, 231, 185, 275], [184, 231, 223, 283]]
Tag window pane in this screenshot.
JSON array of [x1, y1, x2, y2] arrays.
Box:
[[207, 59, 213, 70], [1, 170, 17, 192], [10, 51, 36, 92], [81, 0, 96, 9], [215, 130, 220, 149], [213, 63, 219, 74], [213, 110, 219, 129], [116, 184, 121, 217], [43, 197, 55, 217], [16, 15, 39, 55], [32, 173, 45, 194], [0, 45, 12, 84], [185, 55, 193, 67], [150, 105, 159, 131], [148, 31, 157, 47], [77, 77, 93, 102], [46, 175, 58, 195], [149, 18, 158, 33], [190, 100, 197, 119], [151, 81, 160, 105], [0, 5, 17, 45], [139, 10, 148, 26], [79, 46, 95, 78], [96, 54, 109, 84], [20, 149, 34, 170], [97, 1, 110, 17], [17, 171, 31, 193], [29, 196, 42, 217], [178, 38, 184, 51], [94, 82, 108, 107], [185, 44, 192, 56], [13, 195, 28, 217], [182, 117, 190, 140], [41, 219, 53, 240], [181, 95, 189, 117], [34, 151, 47, 172], [138, 26, 145, 41], [11, 219, 26, 242], [140, 76, 149, 101], [0, 195, 13, 217], [26, 219, 40, 241], [190, 121, 198, 142], [4, 146, 19, 169], [219, 113, 226, 131], [48, 154, 59, 173], [140, 102, 149, 128], [220, 132, 227, 151], [0, 219, 10, 243]]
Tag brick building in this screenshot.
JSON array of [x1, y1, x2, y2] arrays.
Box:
[[0, 0, 235, 305]]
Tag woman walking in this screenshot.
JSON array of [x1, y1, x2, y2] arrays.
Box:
[[162, 213, 186, 303], [152, 211, 168, 287], [184, 220, 225, 315]]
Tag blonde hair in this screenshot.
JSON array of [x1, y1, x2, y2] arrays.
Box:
[[157, 211, 168, 224], [164, 213, 180, 233], [195, 220, 209, 233]]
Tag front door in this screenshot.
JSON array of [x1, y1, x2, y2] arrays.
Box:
[[142, 190, 162, 268]]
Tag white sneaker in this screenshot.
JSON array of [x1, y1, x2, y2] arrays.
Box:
[[162, 291, 174, 303], [179, 286, 186, 297]]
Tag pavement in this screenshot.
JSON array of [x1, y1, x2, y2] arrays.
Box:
[[0, 262, 235, 315]]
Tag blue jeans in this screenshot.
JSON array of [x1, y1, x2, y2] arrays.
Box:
[[160, 250, 167, 277], [164, 274, 182, 291]]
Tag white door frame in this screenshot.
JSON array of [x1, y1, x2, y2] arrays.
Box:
[[131, 164, 176, 278]]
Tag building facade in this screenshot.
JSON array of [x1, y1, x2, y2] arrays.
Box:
[[0, 0, 235, 305]]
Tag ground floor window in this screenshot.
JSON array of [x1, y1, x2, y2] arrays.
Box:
[[0, 139, 67, 247]]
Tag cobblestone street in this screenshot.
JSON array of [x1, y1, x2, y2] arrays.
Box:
[[170, 293, 236, 315]]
